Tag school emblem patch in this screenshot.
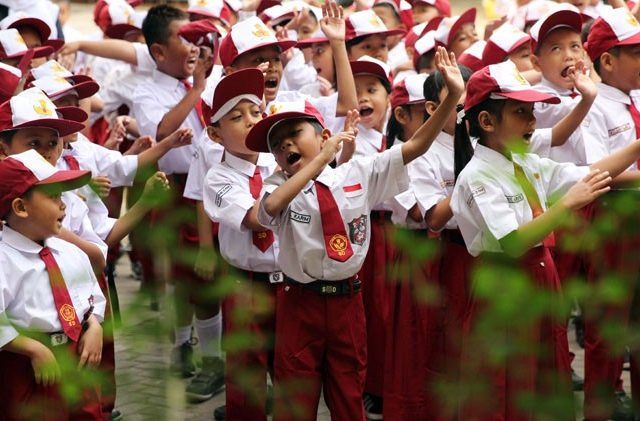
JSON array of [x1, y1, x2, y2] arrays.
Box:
[[33, 99, 53, 116], [348, 214, 367, 246], [329, 234, 349, 256], [60, 304, 77, 325]]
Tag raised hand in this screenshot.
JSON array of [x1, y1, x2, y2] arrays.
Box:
[[321, 131, 356, 164], [342, 108, 360, 136], [320, 0, 345, 42], [566, 60, 597, 102], [163, 127, 193, 149], [434, 47, 464, 98], [562, 169, 611, 211], [90, 176, 112, 198]]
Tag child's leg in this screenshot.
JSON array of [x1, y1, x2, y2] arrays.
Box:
[[273, 285, 325, 421]]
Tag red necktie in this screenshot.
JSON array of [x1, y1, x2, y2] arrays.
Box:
[[39, 247, 82, 342], [315, 181, 354, 262], [249, 166, 275, 252], [628, 101, 640, 168], [63, 154, 81, 171], [378, 135, 387, 153], [513, 162, 555, 247], [568, 90, 579, 99], [180, 79, 206, 129]]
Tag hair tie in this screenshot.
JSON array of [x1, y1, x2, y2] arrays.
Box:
[[456, 108, 466, 125]]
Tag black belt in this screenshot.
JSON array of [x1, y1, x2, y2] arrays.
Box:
[[441, 229, 466, 246], [237, 269, 283, 284], [285, 275, 361, 296], [370, 210, 392, 221]]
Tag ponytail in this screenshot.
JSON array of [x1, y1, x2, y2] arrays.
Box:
[[454, 104, 474, 180], [386, 106, 405, 149]]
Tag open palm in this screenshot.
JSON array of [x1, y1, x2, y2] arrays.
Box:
[[320, 1, 345, 41]]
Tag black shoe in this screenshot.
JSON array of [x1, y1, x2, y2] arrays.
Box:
[[170, 341, 196, 378], [213, 405, 225, 420], [572, 370, 584, 391], [363, 393, 383, 420], [613, 390, 634, 421], [110, 410, 123, 421], [187, 357, 225, 402]]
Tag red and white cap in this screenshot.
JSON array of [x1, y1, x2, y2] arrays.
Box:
[[586, 7, 640, 62], [482, 23, 530, 66], [0, 149, 91, 217], [413, 30, 437, 68], [225, 0, 243, 12], [218, 16, 296, 67], [0, 28, 53, 60], [434, 7, 476, 48], [458, 40, 486, 72], [29, 75, 100, 102], [345, 9, 406, 41], [529, 3, 582, 52], [0, 62, 25, 104], [522, 0, 557, 27], [256, 0, 281, 16], [404, 18, 441, 49], [188, 0, 233, 26], [410, 0, 451, 17], [350, 55, 392, 83], [246, 100, 325, 153], [29, 59, 74, 81], [201, 68, 264, 124], [260, 2, 322, 28], [373, 0, 414, 30], [295, 27, 328, 48], [0, 12, 52, 43], [390, 73, 428, 108], [464, 60, 559, 111], [0, 87, 87, 136], [178, 19, 221, 60], [95, 0, 145, 40]]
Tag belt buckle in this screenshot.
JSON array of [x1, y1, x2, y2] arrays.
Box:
[[269, 271, 284, 284], [50, 333, 68, 347], [321, 284, 338, 295]]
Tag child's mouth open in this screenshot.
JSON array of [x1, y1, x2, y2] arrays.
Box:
[[286, 151, 301, 165], [359, 106, 374, 117]]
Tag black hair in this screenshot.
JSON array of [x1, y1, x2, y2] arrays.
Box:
[[581, 19, 594, 44], [372, 3, 401, 26], [142, 5, 188, 52], [422, 65, 473, 105], [0, 129, 17, 144], [416, 50, 436, 73], [268, 118, 323, 148], [386, 104, 428, 148], [593, 45, 620, 75]]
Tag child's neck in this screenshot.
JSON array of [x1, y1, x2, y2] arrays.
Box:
[[5, 218, 46, 246], [601, 75, 630, 95], [484, 135, 512, 160], [225, 148, 259, 164]]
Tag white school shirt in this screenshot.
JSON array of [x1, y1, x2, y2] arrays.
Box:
[[61, 133, 138, 187], [203, 152, 280, 272], [0, 226, 106, 348], [61, 191, 109, 260], [450, 144, 589, 257], [132, 69, 202, 175], [258, 145, 409, 283], [534, 77, 587, 164], [184, 131, 225, 201], [281, 49, 318, 92], [581, 83, 637, 168]]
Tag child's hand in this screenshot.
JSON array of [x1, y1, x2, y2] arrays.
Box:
[[342, 108, 360, 136], [30, 341, 60, 386], [162, 128, 193, 149], [124, 135, 153, 155], [78, 318, 102, 368], [194, 247, 216, 281], [320, 1, 345, 42], [318, 76, 335, 96], [567, 60, 597, 102], [285, 8, 310, 32], [434, 47, 464, 98], [320, 131, 356, 164], [562, 169, 611, 211], [140, 171, 171, 207], [90, 176, 111, 198], [193, 47, 212, 91]]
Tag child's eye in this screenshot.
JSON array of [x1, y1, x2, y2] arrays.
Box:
[[368, 88, 377, 94], [28, 140, 39, 147]]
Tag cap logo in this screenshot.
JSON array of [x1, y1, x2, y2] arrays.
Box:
[[627, 11, 639, 27], [51, 61, 67, 74], [513, 68, 527, 86], [369, 15, 383, 27], [197, 0, 208, 6], [268, 103, 283, 115], [33, 98, 53, 116], [15, 32, 25, 47], [252, 22, 271, 39]]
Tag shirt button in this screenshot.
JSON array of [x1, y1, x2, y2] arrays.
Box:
[[540, 261, 545, 267], [284, 286, 290, 292]]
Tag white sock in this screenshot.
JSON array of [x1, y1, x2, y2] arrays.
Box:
[[195, 312, 222, 358], [174, 325, 192, 347]]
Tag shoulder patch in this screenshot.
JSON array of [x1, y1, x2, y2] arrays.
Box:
[[348, 214, 368, 246], [466, 185, 486, 206], [505, 193, 524, 203], [215, 184, 232, 207], [289, 210, 311, 224]]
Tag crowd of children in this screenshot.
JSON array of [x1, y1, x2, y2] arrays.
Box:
[[3, 0, 640, 420]]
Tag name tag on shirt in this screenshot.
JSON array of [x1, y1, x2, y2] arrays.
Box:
[[505, 193, 525, 203], [608, 123, 632, 137]]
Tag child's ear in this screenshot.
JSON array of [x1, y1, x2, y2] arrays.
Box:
[[206, 126, 223, 144], [149, 43, 165, 63], [223, 66, 236, 76], [10, 198, 28, 219], [530, 53, 542, 73], [478, 110, 496, 133], [424, 101, 438, 117], [599, 51, 615, 73], [320, 128, 332, 144], [394, 106, 409, 125]]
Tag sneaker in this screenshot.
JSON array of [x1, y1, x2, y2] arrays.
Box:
[[363, 393, 383, 420], [170, 341, 196, 378], [110, 410, 123, 421], [613, 390, 634, 421], [213, 405, 225, 420], [187, 356, 225, 402], [572, 370, 584, 391]]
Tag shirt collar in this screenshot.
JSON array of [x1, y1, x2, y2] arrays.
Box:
[[315, 164, 337, 188], [597, 82, 630, 105], [358, 125, 385, 151], [539, 76, 576, 97], [0, 225, 56, 254], [473, 144, 515, 174], [152, 69, 184, 91], [224, 152, 257, 177]]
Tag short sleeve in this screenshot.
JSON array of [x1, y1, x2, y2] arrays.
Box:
[[529, 128, 552, 158], [411, 156, 448, 218], [91, 143, 138, 187], [581, 107, 611, 164], [365, 145, 410, 209], [0, 266, 18, 348], [538, 157, 590, 201], [257, 172, 288, 227], [133, 42, 156, 74], [202, 168, 255, 232], [132, 85, 166, 139]]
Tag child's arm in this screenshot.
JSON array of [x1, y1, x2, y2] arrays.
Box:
[[3, 335, 59, 385], [137, 128, 193, 170], [262, 131, 356, 216], [500, 169, 611, 257], [401, 48, 464, 165], [77, 315, 102, 368], [590, 140, 640, 187], [57, 228, 106, 276], [60, 40, 138, 66], [156, 50, 212, 140], [424, 196, 453, 231], [194, 201, 216, 281], [551, 62, 597, 147], [104, 172, 170, 247], [322, 1, 358, 116]]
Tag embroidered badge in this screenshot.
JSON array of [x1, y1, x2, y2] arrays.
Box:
[[441, 179, 455, 188], [289, 210, 311, 223], [467, 185, 486, 206], [60, 304, 76, 326], [608, 123, 631, 137], [215, 184, 232, 207], [506, 193, 524, 203], [329, 234, 349, 256], [348, 214, 368, 246]]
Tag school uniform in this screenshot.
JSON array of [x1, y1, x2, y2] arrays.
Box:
[[203, 152, 280, 420], [258, 144, 409, 420], [280, 48, 318, 92], [0, 226, 106, 420], [451, 144, 582, 419]]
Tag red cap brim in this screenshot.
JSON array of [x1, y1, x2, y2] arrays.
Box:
[[295, 36, 329, 48], [8, 17, 51, 43], [37, 169, 92, 190], [234, 39, 297, 63], [11, 118, 85, 137], [208, 68, 264, 123], [44, 39, 64, 53], [495, 90, 560, 105], [56, 106, 88, 122], [347, 27, 406, 41], [350, 60, 389, 82], [105, 24, 141, 40], [246, 111, 322, 153], [3, 45, 53, 60], [447, 8, 476, 46], [533, 10, 582, 51], [49, 80, 100, 101]]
